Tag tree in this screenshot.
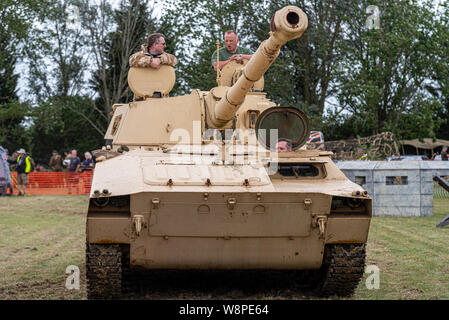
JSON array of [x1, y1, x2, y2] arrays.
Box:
[[24, 0, 108, 163], [0, 101, 31, 155], [160, 0, 261, 94], [29, 95, 104, 165], [27, 1, 90, 99], [0, 33, 19, 104], [86, 0, 158, 124], [242, 0, 349, 119], [428, 1, 449, 140], [334, 0, 443, 140], [0, 0, 38, 154]]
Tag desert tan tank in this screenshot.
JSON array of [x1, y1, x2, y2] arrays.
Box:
[[85, 5, 371, 299]]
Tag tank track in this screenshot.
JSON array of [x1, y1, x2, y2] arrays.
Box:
[[86, 243, 365, 298], [311, 243, 366, 297], [85, 243, 122, 299], [120, 244, 148, 294]]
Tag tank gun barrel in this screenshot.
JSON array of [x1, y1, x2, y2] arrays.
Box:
[[213, 6, 308, 126]]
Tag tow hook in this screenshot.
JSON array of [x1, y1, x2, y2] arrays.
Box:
[[132, 215, 145, 236], [315, 215, 327, 239], [227, 198, 237, 210]]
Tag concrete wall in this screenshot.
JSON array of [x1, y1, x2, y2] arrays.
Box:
[[336, 161, 449, 217]]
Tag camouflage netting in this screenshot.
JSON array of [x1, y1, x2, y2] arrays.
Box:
[[307, 132, 400, 160]]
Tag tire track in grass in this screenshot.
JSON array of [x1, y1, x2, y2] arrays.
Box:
[[0, 196, 87, 299], [379, 220, 449, 256], [7, 225, 84, 277], [0, 213, 85, 291], [370, 218, 449, 298]]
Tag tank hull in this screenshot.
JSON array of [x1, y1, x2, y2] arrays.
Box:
[[86, 150, 371, 270]]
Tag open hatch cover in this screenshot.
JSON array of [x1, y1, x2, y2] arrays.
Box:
[[255, 107, 310, 151]]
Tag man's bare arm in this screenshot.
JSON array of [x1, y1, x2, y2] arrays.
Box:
[[213, 54, 253, 71]]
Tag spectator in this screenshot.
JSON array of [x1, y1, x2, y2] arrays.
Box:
[[66, 150, 81, 172], [357, 149, 368, 161], [441, 146, 448, 161], [49, 150, 63, 171], [65, 149, 81, 194], [7, 151, 18, 171], [80, 152, 94, 194], [80, 152, 94, 172], [63, 150, 71, 168], [9, 148, 32, 196]]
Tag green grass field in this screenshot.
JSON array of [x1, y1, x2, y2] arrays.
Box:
[[0, 195, 448, 300]]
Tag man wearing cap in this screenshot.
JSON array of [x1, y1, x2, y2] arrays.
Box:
[[49, 150, 63, 171], [13, 149, 32, 196], [49, 150, 64, 188]]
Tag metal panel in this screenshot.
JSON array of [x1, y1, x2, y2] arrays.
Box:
[[130, 236, 325, 270], [326, 216, 371, 243], [87, 216, 131, 243], [137, 192, 331, 237], [115, 92, 202, 145], [142, 164, 271, 186]]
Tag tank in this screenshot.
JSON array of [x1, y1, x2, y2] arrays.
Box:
[[85, 5, 372, 299]]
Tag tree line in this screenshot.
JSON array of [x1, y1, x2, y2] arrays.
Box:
[[1, 0, 448, 165]]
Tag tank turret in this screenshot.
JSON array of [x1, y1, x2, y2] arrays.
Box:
[[211, 6, 308, 127], [105, 6, 310, 151]]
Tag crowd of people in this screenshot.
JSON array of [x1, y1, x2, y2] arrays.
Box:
[[432, 146, 449, 161], [49, 149, 95, 173], [1, 148, 95, 196]]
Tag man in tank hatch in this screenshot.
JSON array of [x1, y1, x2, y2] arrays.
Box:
[[211, 30, 253, 71], [129, 33, 177, 69], [129, 33, 178, 100], [276, 138, 293, 152]]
